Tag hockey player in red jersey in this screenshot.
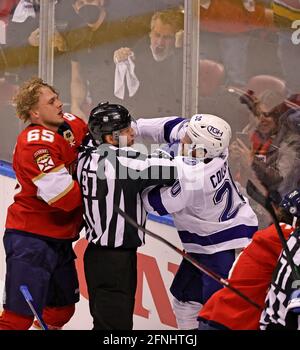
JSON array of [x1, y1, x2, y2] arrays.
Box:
[[0, 77, 87, 330], [198, 206, 295, 330]]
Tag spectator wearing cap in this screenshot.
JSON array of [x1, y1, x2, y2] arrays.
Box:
[[230, 90, 300, 215]]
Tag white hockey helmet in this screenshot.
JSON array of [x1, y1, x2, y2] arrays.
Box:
[[186, 114, 232, 158]]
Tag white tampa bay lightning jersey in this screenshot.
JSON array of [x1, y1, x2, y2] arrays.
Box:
[[136, 116, 258, 255]]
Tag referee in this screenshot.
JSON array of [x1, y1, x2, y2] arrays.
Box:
[[260, 187, 300, 330], [77, 102, 177, 330]]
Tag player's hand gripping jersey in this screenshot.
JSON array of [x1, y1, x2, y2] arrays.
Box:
[[135, 117, 258, 254], [77, 136, 177, 248], [5, 114, 87, 240]]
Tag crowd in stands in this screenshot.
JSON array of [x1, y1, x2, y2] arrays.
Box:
[[1, 0, 300, 330]]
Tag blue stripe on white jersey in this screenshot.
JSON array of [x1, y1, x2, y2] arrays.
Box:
[[144, 187, 257, 254], [179, 225, 256, 246], [136, 116, 258, 254], [147, 185, 169, 216], [163, 118, 186, 143], [142, 150, 258, 255]]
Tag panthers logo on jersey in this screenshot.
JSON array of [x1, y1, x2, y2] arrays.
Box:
[[34, 149, 55, 172]]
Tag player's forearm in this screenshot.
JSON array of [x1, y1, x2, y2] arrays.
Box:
[[49, 181, 82, 212], [34, 166, 83, 212], [135, 116, 185, 143]]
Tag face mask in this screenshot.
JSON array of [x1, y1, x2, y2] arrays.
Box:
[[78, 4, 102, 25]]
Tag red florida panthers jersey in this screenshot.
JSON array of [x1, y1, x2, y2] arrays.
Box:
[[5, 113, 88, 240], [198, 223, 294, 330]]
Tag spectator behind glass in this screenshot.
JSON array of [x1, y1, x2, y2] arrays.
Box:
[[4, 0, 38, 82], [5, 0, 72, 105], [230, 90, 300, 226], [0, 0, 19, 46], [199, 0, 273, 86], [69, 0, 113, 119], [0, 0, 19, 82], [69, 0, 178, 120], [113, 8, 184, 118], [252, 95, 300, 198], [229, 89, 284, 227], [0, 0, 39, 161], [230, 90, 284, 185]]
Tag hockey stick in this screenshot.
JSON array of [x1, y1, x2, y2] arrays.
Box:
[[19, 285, 48, 330], [114, 205, 261, 310], [246, 180, 300, 282]]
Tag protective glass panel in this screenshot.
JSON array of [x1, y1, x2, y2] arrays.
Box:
[[198, 0, 300, 229], [0, 0, 40, 161], [53, 0, 184, 121]]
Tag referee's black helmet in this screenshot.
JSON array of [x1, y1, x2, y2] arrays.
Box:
[[88, 102, 133, 141]]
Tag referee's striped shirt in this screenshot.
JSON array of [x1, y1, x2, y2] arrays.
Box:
[[77, 139, 177, 249], [260, 227, 300, 330]]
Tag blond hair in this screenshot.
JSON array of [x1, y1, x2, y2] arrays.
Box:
[[13, 77, 58, 122], [150, 8, 184, 34]]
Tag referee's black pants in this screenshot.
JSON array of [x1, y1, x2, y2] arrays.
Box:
[[84, 243, 137, 330]]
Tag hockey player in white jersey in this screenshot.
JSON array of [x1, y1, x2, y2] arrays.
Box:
[[135, 114, 258, 329]]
